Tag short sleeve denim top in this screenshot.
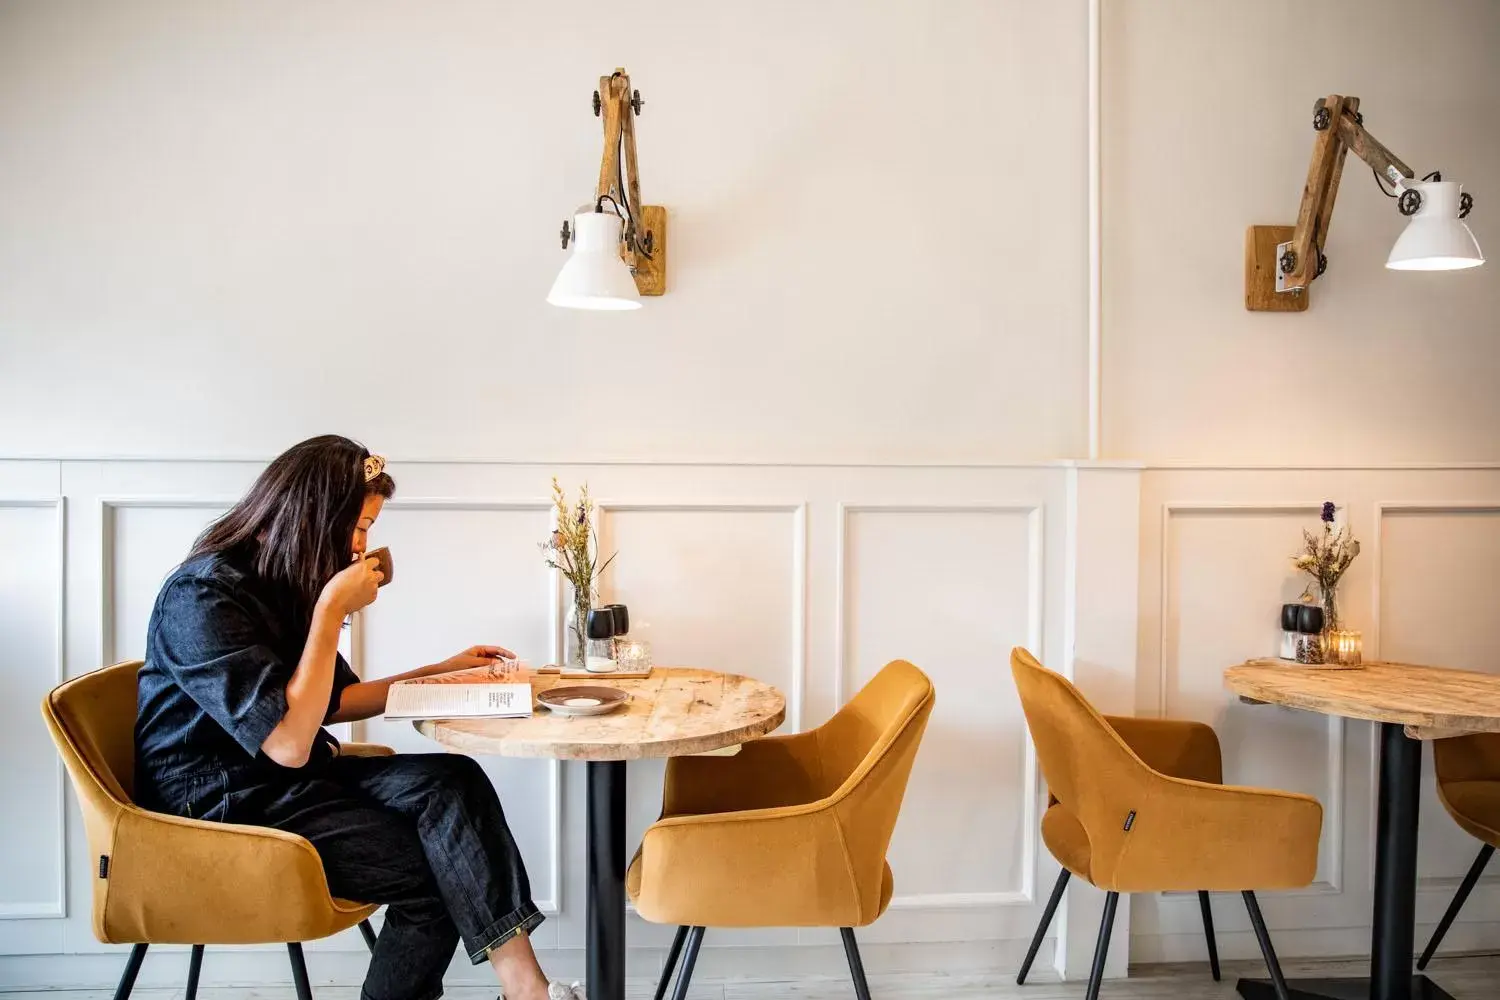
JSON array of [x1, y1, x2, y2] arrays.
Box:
[[134, 548, 358, 790]]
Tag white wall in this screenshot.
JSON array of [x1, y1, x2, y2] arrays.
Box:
[[3, 0, 1500, 991], [1103, 0, 1500, 464], [0, 0, 1087, 464]]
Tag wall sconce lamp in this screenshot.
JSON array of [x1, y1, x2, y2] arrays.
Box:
[[547, 68, 667, 311], [1246, 94, 1483, 312]]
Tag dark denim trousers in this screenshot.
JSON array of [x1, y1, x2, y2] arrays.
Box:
[[145, 752, 542, 1000]]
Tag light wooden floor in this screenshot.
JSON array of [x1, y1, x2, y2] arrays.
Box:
[[2, 955, 1497, 1000]]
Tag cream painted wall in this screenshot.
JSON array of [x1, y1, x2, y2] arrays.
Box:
[[1103, 0, 1500, 464], [0, 0, 1087, 464], [5, 0, 1500, 990]]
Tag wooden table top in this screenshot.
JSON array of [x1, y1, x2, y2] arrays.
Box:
[[414, 667, 786, 760], [1225, 658, 1500, 739]]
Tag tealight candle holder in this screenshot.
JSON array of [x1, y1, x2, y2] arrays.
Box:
[[614, 638, 652, 672], [1328, 629, 1363, 666]]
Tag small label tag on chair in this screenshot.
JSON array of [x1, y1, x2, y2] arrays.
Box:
[[1123, 810, 1136, 831], [98, 855, 109, 878]]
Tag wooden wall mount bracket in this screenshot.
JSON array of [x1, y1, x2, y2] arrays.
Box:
[[594, 68, 667, 296], [1245, 224, 1309, 311], [1245, 94, 1415, 312]]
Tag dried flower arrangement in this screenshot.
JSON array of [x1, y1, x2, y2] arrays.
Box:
[[1292, 501, 1360, 631], [538, 478, 616, 666]]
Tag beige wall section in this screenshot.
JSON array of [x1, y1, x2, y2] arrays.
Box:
[[1103, 0, 1500, 464], [0, 0, 1087, 464]]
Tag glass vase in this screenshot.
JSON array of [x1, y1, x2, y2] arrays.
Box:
[[566, 590, 592, 669], [1319, 583, 1341, 634]]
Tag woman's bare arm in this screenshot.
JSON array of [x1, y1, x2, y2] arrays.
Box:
[[328, 646, 514, 723]]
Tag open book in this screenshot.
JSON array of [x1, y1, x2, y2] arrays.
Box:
[[384, 664, 534, 721]]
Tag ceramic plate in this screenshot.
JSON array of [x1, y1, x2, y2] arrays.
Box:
[[536, 685, 629, 717]]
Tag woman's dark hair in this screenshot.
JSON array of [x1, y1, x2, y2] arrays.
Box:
[[189, 435, 396, 615]]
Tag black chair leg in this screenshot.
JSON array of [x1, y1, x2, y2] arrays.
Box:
[[1418, 843, 1493, 970], [840, 927, 872, 1000], [1018, 868, 1071, 985], [358, 919, 378, 954], [184, 945, 204, 1000], [288, 942, 314, 1000], [1198, 891, 1220, 981], [653, 926, 689, 1000], [111, 943, 149, 1000], [669, 926, 705, 1000], [1084, 891, 1119, 1000], [1242, 891, 1289, 1000]]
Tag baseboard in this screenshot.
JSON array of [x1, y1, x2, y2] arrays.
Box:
[[1130, 921, 1500, 965], [0, 939, 1051, 991]]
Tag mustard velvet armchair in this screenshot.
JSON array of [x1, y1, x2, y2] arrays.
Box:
[[42, 661, 388, 1000], [627, 659, 935, 1000], [1417, 732, 1500, 968], [1016, 710, 1231, 986], [1010, 649, 1323, 1000]]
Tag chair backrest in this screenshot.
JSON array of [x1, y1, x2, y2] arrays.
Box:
[[818, 659, 935, 922], [1010, 647, 1154, 875], [1434, 732, 1500, 785], [40, 661, 142, 914]]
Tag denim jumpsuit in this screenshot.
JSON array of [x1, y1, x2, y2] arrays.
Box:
[[135, 550, 543, 1000]]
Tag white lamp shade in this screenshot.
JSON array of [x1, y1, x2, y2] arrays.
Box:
[[1386, 181, 1484, 271], [547, 211, 642, 310]]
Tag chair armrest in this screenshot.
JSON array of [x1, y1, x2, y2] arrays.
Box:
[[1106, 775, 1322, 893], [105, 806, 360, 944], [634, 799, 865, 927], [339, 742, 396, 757], [1104, 715, 1223, 784], [663, 730, 825, 817]]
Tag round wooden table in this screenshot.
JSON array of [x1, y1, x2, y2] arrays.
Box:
[[416, 668, 786, 1000], [1225, 659, 1500, 1000]]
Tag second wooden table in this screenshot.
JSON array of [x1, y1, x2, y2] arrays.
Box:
[[1225, 658, 1500, 1000]]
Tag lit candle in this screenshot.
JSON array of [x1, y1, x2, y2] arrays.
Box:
[[1329, 629, 1362, 666], [614, 638, 652, 671]]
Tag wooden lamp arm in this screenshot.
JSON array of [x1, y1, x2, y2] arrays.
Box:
[[587, 68, 666, 296], [1285, 94, 1416, 291]]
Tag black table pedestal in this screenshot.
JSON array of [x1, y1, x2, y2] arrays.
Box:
[[1237, 724, 1455, 1000], [586, 760, 627, 1000]]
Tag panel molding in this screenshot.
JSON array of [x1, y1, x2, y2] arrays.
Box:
[[1370, 502, 1500, 895], [595, 501, 808, 733], [835, 502, 1045, 910], [1158, 502, 1345, 897], [97, 496, 235, 666], [0, 498, 67, 919], [371, 497, 564, 913]]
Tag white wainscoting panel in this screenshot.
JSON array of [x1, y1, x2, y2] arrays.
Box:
[[100, 499, 230, 664], [1133, 469, 1500, 965], [1159, 504, 1343, 895], [1375, 505, 1500, 897], [357, 499, 561, 921], [838, 505, 1043, 914], [0, 499, 65, 919]]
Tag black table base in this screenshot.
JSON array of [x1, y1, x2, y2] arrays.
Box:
[[586, 760, 628, 1000], [1236, 723, 1454, 1000], [1236, 976, 1456, 1000]]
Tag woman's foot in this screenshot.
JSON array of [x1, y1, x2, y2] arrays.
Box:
[[547, 983, 585, 1000]]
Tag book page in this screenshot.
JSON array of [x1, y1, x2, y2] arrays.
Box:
[[385, 672, 534, 720]]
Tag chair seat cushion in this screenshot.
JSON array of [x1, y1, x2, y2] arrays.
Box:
[[1041, 803, 1092, 882], [1439, 780, 1500, 847], [626, 847, 894, 928]]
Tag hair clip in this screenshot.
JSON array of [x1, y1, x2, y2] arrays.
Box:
[[363, 454, 386, 482]]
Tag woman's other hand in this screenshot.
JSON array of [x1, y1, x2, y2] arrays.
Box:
[[437, 645, 516, 673], [319, 555, 384, 616]]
